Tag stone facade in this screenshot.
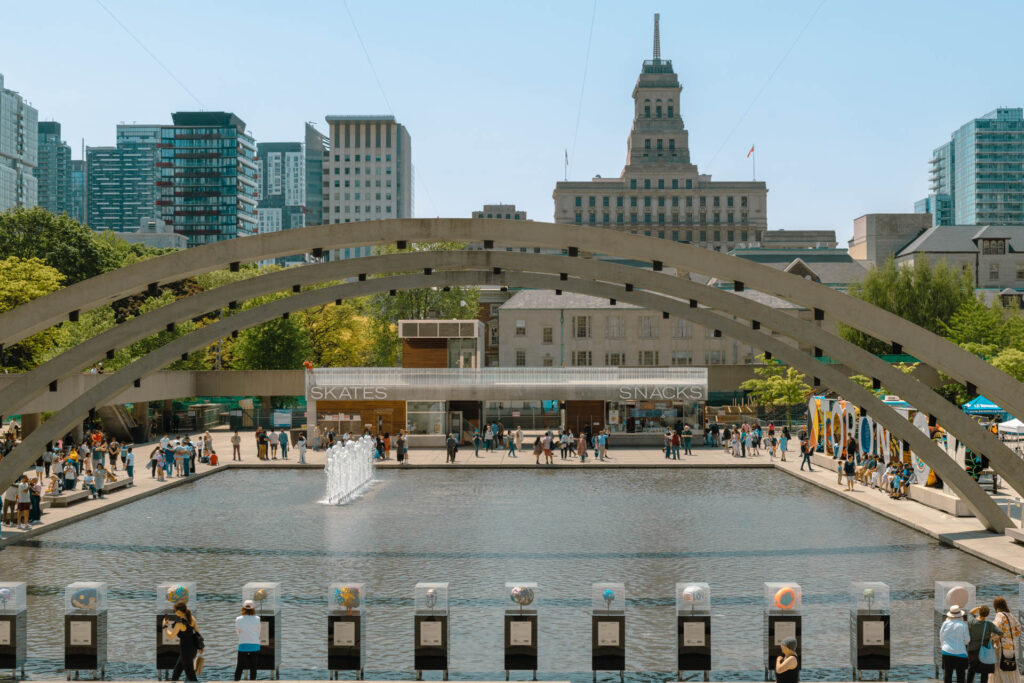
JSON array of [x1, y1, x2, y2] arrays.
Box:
[[848, 213, 933, 266], [552, 18, 767, 251]]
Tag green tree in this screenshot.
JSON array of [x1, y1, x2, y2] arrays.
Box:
[[232, 317, 311, 369], [740, 354, 812, 406], [0, 256, 66, 371], [299, 301, 374, 367], [941, 296, 1024, 353], [991, 348, 1024, 384], [0, 207, 110, 283], [840, 256, 976, 353]]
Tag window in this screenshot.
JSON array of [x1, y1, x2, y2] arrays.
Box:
[[672, 179, 679, 189], [668, 105, 674, 118], [669, 139, 676, 151], [638, 350, 659, 366], [573, 315, 592, 338], [686, 196, 693, 208], [630, 179, 637, 189], [575, 196, 582, 207], [672, 319, 690, 338], [727, 230, 734, 241], [575, 212, 582, 224], [515, 350, 526, 367], [704, 350, 724, 364], [542, 327, 553, 344], [990, 263, 1000, 281], [658, 178, 665, 189], [543, 356, 554, 367], [713, 196, 720, 207], [589, 196, 596, 207], [644, 179, 652, 189], [572, 350, 593, 366], [686, 179, 692, 189], [700, 196, 706, 207], [728, 213, 734, 224], [489, 323, 499, 346], [983, 239, 1007, 255], [644, 104, 650, 118], [655, 105, 663, 118], [605, 352, 625, 366], [515, 319, 527, 336], [741, 196, 748, 207], [639, 315, 659, 339], [657, 139, 663, 150], [644, 197, 652, 207], [617, 196, 623, 207], [727, 196, 734, 207], [1017, 265, 1024, 280], [645, 139, 651, 149], [671, 350, 693, 366], [603, 196, 610, 207], [605, 315, 625, 339], [672, 197, 679, 207], [658, 197, 665, 207], [631, 197, 638, 208]]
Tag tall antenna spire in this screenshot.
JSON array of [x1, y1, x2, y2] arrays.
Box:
[[653, 13, 661, 60]]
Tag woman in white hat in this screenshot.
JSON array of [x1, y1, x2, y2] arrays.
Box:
[[233, 600, 262, 681], [940, 604, 970, 683]]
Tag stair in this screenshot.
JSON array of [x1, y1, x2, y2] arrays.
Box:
[[96, 405, 137, 442]]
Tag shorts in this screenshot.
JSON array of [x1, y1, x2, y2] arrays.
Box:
[[18, 502, 30, 511]]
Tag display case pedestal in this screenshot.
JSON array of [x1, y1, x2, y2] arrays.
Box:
[[763, 614, 801, 681], [591, 614, 625, 681], [155, 614, 180, 679], [414, 614, 449, 680], [256, 614, 281, 679], [677, 614, 710, 681], [0, 611, 27, 679], [328, 614, 364, 679], [504, 613, 538, 680], [64, 612, 107, 680], [850, 613, 889, 680]]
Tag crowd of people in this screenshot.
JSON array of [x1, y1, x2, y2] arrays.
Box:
[[940, 597, 1021, 683]]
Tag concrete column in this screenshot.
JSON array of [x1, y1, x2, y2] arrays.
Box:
[[132, 401, 149, 441], [162, 400, 173, 433], [262, 396, 274, 427], [20, 412, 41, 438]]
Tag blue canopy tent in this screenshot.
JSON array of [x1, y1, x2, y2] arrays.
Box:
[[962, 395, 1005, 416]]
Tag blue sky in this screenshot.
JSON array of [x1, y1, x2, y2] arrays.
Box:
[[5, 0, 1023, 243]]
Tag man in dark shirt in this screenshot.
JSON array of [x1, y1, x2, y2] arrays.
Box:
[[445, 434, 458, 463]]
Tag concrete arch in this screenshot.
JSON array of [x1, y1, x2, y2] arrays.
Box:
[[0, 268, 1010, 532], [1, 219, 1021, 426], [4, 250, 1023, 506]]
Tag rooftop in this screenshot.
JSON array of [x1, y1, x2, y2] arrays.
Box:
[[325, 115, 396, 122], [897, 225, 1024, 256]]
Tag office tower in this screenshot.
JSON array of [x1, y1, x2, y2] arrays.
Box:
[[35, 121, 72, 215], [322, 115, 412, 258], [86, 124, 162, 231], [257, 141, 306, 236], [0, 73, 38, 211], [916, 108, 1024, 226], [70, 159, 86, 224], [552, 16, 768, 251], [158, 112, 257, 246], [305, 123, 328, 227]]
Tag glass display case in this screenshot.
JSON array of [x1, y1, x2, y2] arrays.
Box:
[[504, 582, 539, 676], [64, 582, 108, 676], [65, 582, 107, 614], [592, 582, 625, 614], [676, 583, 711, 677], [763, 582, 801, 679], [591, 582, 626, 675], [327, 583, 366, 677], [850, 582, 890, 679], [242, 583, 281, 677], [414, 583, 449, 676], [0, 582, 27, 677], [155, 582, 197, 672]]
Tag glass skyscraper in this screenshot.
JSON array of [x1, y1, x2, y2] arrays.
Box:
[[70, 159, 86, 224], [86, 124, 162, 231], [158, 112, 257, 246], [0, 73, 38, 211], [917, 108, 1024, 226], [34, 121, 72, 216]]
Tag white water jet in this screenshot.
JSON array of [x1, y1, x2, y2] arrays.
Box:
[[322, 436, 376, 504]]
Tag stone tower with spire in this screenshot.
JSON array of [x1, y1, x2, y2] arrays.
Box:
[[553, 14, 768, 252]]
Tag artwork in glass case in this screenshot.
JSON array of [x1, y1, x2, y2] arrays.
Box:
[[166, 584, 190, 604], [425, 589, 437, 610], [602, 588, 616, 610], [510, 585, 535, 611], [334, 586, 361, 614], [0, 588, 10, 609]]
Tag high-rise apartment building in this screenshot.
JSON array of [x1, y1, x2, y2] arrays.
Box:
[[34, 121, 71, 215], [304, 123, 328, 227], [323, 115, 412, 258], [69, 159, 86, 224], [916, 108, 1024, 226], [86, 124, 162, 231], [0, 74, 38, 211], [552, 16, 767, 250], [256, 141, 306, 236], [158, 112, 257, 247]]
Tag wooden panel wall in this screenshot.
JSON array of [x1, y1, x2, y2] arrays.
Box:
[[316, 400, 407, 435], [402, 339, 448, 368], [566, 400, 605, 433]]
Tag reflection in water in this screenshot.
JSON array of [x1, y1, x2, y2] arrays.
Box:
[[0, 468, 1014, 681]]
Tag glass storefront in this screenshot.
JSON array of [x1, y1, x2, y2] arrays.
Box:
[[483, 400, 562, 430], [406, 401, 446, 435], [606, 400, 700, 433]]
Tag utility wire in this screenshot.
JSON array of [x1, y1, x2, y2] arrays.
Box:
[[707, 0, 827, 167], [568, 0, 599, 178], [342, 0, 438, 216], [94, 0, 205, 108]]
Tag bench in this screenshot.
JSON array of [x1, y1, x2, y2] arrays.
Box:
[[43, 477, 133, 507]]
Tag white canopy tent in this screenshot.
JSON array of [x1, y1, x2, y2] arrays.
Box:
[[998, 418, 1024, 435]]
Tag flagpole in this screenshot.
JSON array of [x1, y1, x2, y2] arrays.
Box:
[[752, 147, 756, 181]]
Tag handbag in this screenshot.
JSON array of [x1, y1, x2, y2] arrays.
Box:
[[980, 622, 996, 665]]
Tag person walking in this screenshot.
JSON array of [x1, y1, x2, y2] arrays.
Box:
[[445, 433, 458, 463], [775, 636, 799, 683], [297, 435, 307, 464], [234, 600, 261, 681], [940, 604, 970, 683], [532, 436, 542, 465], [268, 429, 278, 459], [515, 427, 524, 459], [966, 605, 1000, 683], [543, 432, 554, 464], [278, 430, 289, 460], [472, 430, 482, 458], [683, 425, 693, 456], [799, 439, 815, 471], [507, 431, 518, 458], [124, 447, 135, 479], [781, 426, 791, 458], [163, 601, 202, 681], [231, 431, 242, 461], [396, 431, 407, 465], [484, 426, 494, 453], [577, 432, 588, 462], [991, 597, 1021, 683], [664, 430, 673, 459]]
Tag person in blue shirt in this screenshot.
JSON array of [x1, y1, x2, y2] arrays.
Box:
[[940, 604, 970, 683], [278, 430, 289, 459]]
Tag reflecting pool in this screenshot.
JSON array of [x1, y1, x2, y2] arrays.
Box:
[[0, 468, 1015, 681]]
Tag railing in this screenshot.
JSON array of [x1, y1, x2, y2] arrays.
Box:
[[311, 367, 707, 387]]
